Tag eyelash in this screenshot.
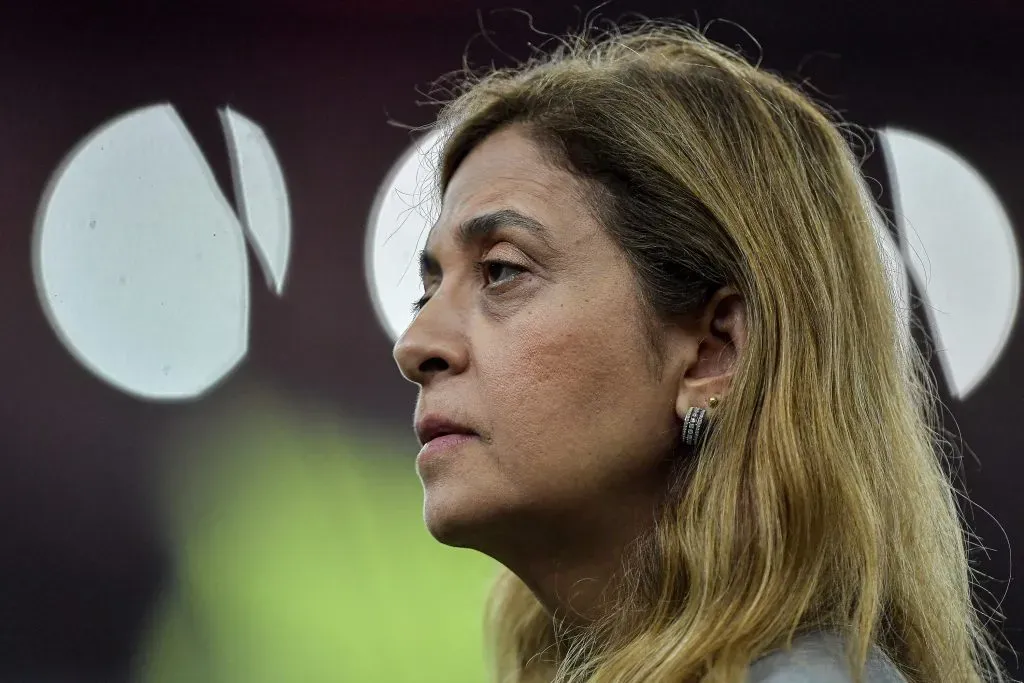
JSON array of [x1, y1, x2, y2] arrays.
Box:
[[411, 259, 527, 313]]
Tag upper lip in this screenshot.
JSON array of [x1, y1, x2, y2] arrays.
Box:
[[415, 415, 477, 446]]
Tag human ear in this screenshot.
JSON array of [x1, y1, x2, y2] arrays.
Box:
[[674, 287, 747, 418]]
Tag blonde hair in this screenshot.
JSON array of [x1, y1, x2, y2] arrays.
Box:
[[428, 19, 1010, 683]]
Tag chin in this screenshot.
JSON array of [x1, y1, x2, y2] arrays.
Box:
[[422, 493, 478, 548], [423, 511, 478, 549], [421, 487, 510, 551]]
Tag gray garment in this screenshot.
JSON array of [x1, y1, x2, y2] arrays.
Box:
[[747, 631, 908, 682]]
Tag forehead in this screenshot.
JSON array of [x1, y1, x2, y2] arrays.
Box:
[[427, 127, 592, 247]]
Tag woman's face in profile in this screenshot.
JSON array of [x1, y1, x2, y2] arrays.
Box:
[[393, 125, 687, 553]]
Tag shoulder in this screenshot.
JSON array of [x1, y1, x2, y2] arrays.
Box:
[[746, 631, 907, 683]]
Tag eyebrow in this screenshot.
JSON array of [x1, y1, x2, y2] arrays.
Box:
[[418, 208, 554, 280]]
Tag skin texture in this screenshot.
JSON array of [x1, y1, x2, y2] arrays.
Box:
[[393, 124, 747, 622]]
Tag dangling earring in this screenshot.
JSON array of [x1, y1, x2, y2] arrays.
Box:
[[681, 396, 719, 447]]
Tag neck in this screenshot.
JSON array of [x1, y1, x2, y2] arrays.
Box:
[[485, 495, 661, 627]]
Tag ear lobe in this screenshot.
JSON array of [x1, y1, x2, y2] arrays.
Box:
[[675, 340, 736, 418], [675, 372, 734, 420]]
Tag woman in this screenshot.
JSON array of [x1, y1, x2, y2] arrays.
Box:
[[392, 21, 1008, 683]]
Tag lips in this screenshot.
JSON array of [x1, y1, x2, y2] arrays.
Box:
[[415, 415, 477, 447]]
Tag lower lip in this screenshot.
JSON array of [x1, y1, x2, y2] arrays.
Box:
[[417, 433, 477, 463]]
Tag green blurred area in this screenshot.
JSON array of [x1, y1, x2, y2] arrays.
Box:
[[136, 394, 498, 683]]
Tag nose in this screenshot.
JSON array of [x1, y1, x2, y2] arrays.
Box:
[[393, 296, 468, 386]]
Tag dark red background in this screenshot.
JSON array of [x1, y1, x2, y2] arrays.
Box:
[[0, 0, 1021, 679]]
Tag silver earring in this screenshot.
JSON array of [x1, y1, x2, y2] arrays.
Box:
[[682, 397, 719, 447], [681, 407, 707, 446]]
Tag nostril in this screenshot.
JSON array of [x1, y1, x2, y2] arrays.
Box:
[[419, 357, 449, 374]]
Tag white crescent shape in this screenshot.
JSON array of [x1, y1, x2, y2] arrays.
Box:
[[365, 128, 444, 342], [221, 106, 292, 296], [881, 127, 1021, 399]]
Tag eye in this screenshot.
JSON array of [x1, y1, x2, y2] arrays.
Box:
[[410, 293, 430, 313], [483, 260, 527, 286], [410, 259, 528, 313]]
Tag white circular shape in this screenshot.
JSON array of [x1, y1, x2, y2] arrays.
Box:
[[33, 104, 251, 400], [365, 128, 445, 342]]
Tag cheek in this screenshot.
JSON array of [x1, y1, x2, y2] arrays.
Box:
[[477, 302, 659, 468]]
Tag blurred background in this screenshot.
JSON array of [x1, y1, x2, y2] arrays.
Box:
[[0, 0, 1021, 681]]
